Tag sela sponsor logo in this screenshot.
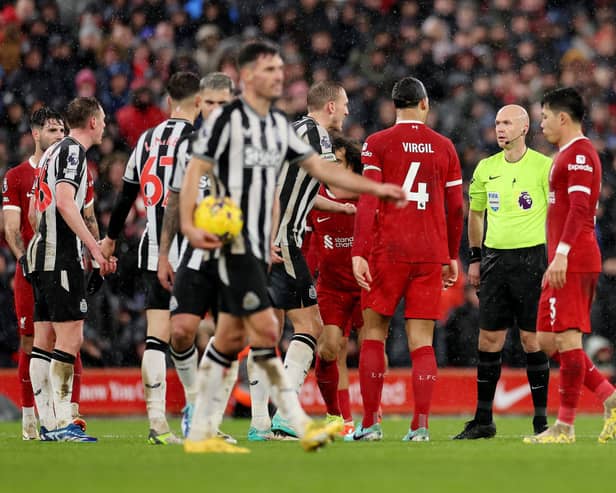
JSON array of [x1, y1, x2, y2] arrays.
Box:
[[198, 175, 210, 190], [361, 142, 373, 158], [568, 163, 593, 172], [402, 142, 435, 153], [493, 382, 531, 410], [244, 146, 281, 168], [548, 191, 555, 204]]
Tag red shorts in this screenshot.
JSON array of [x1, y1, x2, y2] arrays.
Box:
[[362, 259, 443, 319], [14, 263, 34, 336], [317, 285, 362, 337], [536, 272, 598, 334]]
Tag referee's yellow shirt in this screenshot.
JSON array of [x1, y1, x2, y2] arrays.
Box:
[[469, 148, 552, 249]]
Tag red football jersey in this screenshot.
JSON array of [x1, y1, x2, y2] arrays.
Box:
[[547, 136, 601, 273], [308, 186, 359, 291], [355, 121, 463, 263], [2, 158, 37, 248]]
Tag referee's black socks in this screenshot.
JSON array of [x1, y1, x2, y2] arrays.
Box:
[[474, 350, 502, 425], [526, 351, 549, 432]]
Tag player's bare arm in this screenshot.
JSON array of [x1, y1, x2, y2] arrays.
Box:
[[299, 153, 406, 204], [56, 182, 115, 276], [467, 209, 485, 288], [314, 194, 356, 214], [179, 156, 222, 250], [3, 209, 25, 258], [83, 204, 100, 241], [157, 190, 179, 290], [270, 192, 283, 265]]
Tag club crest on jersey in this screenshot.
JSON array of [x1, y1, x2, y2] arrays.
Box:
[[518, 191, 533, 210], [488, 191, 500, 211]]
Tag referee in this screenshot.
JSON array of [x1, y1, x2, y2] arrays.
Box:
[[454, 105, 552, 439]]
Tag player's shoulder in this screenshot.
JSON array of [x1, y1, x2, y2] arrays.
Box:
[[5, 160, 29, 180]]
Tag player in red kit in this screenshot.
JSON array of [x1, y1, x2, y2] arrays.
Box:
[[349, 77, 464, 442], [2, 107, 66, 439], [310, 135, 363, 435], [524, 87, 616, 444]]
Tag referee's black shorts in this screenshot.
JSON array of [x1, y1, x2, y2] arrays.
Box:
[[478, 244, 547, 331]]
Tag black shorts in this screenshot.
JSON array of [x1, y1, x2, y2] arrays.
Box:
[[141, 270, 171, 310], [268, 243, 317, 310], [218, 252, 271, 317], [170, 259, 219, 318], [479, 244, 547, 331], [32, 269, 87, 322]]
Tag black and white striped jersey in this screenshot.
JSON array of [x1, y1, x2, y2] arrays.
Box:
[[123, 118, 194, 271], [275, 116, 336, 251], [170, 132, 217, 270], [190, 98, 315, 261], [28, 136, 89, 272]]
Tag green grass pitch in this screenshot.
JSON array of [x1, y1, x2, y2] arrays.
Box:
[[0, 416, 613, 493]]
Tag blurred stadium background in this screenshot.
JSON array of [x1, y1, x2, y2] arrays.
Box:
[[0, 0, 615, 417]]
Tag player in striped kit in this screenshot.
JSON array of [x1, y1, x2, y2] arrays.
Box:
[[250, 81, 356, 440], [27, 97, 115, 442], [100, 72, 202, 444], [157, 72, 235, 440], [179, 40, 405, 454]]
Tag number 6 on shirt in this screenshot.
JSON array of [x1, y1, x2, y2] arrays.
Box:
[[402, 161, 429, 209]]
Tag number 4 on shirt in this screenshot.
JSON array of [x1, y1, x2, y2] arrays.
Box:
[[402, 161, 429, 209]]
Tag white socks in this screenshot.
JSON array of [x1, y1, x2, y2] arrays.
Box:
[[30, 348, 55, 430], [142, 337, 169, 432], [248, 349, 272, 430], [284, 335, 316, 394], [170, 344, 199, 406], [49, 354, 74, 429]]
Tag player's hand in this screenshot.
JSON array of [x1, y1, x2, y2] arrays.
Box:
[[375, 183, 407, 208], [186, 225, 223, 250], [545, 253, 567, 289], [271, 243, 283, 265], [90, 245, 117, 277], [352, 256, 372, 291], [442, 259, 458, 289], [157, 255, 175, 292], [467, 261, 480, 288], [100, 237, 116, 259], [341, 202, 356, 215]]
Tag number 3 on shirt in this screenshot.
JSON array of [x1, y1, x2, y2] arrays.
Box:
[[141, 155, 173, 206], [402, 161, 429, 210]]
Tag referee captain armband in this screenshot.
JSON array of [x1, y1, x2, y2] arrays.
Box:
[[468, 247, 482, 264]]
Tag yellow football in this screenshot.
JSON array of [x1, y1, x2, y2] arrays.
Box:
[[194, 195, 243, 242]]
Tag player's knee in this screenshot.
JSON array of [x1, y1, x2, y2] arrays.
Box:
[[520, 331, 540, 353], [317, 340, 338, 362], [170, 322, 196, 351], [478, 330, 504, 351]]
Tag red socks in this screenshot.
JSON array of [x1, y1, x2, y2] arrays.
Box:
[[557, 349, 585, 425], [552, 350, 615, 402], [359, 340, 385, 428], [338, 388, 352, 422], [315, 356, 340, 416], [72, 352, 82, 404], [411, 345, 437, 430], [18, 350, 34, 408]]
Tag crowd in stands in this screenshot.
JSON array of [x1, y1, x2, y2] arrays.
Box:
[[0, 0, 615, 372]]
